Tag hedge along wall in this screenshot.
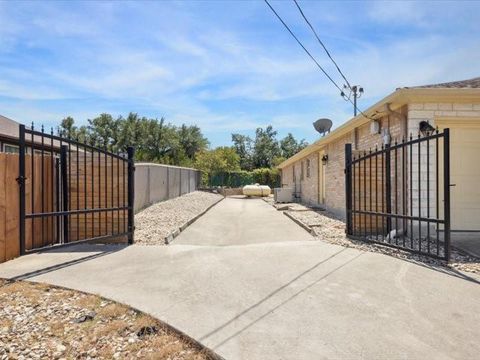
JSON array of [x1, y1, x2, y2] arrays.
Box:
[[208, 168, 280, 189], [135, 163, 201, 212]]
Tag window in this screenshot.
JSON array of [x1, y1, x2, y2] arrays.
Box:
[[3, 144, 19, 154], [306, 159, 311, 178], [301, 161, 304, 181]]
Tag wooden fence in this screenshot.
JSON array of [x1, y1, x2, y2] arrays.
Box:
[[0, 153, 56, 262], [0, 151, 128, 263]]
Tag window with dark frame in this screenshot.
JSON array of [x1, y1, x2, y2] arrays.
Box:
[[306, 159, 311, 178], [3, 144, 19, 154]]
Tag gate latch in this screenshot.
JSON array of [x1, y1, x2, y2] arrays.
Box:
[[16, 175, 26, 185]]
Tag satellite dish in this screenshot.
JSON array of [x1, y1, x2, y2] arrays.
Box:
[[313, 118, 333, 137]]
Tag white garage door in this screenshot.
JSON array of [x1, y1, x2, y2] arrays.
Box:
[[441, 122, 480, 230]]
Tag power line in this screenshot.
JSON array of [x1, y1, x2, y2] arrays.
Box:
[[264, 0, 375, 120], [292, 0, 351, 90], [291, 0, 373, 119], [263, 0, 344, 94]]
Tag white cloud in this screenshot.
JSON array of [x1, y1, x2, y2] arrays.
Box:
[[0, 0, 479, 147]]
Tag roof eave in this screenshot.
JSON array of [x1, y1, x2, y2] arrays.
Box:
[[277, 87, 480, 170]]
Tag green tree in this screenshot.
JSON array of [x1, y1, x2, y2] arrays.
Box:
[[279, 133, 308, 159], [195, 146, 240, 175], [87, 113, 116, 150], [59, 116, 77, 138], [252, 125, 280, 168], [231, 133, 253, 171], [57, 112, 210, 166], [178, 124, 209, 161]]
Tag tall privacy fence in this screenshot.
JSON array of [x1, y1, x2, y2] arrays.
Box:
[[0, 124, 135, 264], [134, 163, 201, 212], [207, 168, 280, 189]]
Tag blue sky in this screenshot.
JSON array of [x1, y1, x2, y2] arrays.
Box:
[[0, 0, 479, 147]]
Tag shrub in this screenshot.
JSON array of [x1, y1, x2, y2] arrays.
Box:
[[208, 168, 280, 188]]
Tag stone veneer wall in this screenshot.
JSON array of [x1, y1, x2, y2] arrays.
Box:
[[407, 102, 480, 222]]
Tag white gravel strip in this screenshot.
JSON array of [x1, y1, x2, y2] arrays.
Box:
[[265, 198, 480, 274], [134, 191, 223, 245]]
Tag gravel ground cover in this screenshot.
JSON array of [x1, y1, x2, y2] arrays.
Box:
[[0, 279, 218, 360], [264, 197, 480, 274], [135, 191, 223, 245]]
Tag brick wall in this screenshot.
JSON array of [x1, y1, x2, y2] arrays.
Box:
[[280, 153, 320, 205], [323, 132, 353, 217], [300, 152, 320, 205]]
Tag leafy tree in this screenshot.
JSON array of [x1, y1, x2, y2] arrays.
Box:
[[87, 113, 116, 150], [280, 133, 308, 159], [252, 125, 280, 168], [178, 124, 209, 160], [231, 133, 253, 171], [59, 116, 77, 138], [195, 147, 240, 175], [231, 127, 308, 170], [56, 113, 209, 166]]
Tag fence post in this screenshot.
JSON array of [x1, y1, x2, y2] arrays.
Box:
[[345, 144, 353, 235], [385, 144, 392, 233], [443, 129, 451, 261], [60, 145, 69, 244], [127, 146, 135, 245], [18, 125, 26, 255]]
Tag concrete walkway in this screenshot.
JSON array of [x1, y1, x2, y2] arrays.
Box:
[[173, 196, 313, 245], [1, 198, 480, 359]]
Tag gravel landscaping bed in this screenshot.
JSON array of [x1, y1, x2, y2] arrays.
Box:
[[265, 198, 480, 274], [135, 191, 223, 245], [0, 279, 218, 359]]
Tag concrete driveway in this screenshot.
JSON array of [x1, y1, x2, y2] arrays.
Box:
[[1, 198, 480, 360], [174, 196, 313, 245]]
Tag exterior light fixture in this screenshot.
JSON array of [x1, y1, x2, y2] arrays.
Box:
[[419, 121, 435, 136], [321, 154, 329, 165]]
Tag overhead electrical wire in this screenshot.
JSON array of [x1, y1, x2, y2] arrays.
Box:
[[263, 0, 344, 94], [292, 0, 352, 90], [264, 0, 375, 120]]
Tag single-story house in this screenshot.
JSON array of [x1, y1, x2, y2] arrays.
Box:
[[0, 114, 24, 153], [277, 77, 480, 244], [0, 114, 64, 154]]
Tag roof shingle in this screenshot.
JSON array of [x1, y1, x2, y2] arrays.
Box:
[[409, 76, 480, 89]]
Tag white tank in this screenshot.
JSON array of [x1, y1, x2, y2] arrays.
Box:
[[243, 184, 271, 197]]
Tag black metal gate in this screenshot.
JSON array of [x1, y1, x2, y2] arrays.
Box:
[[345, 129, 451, 261], [17, 124, 135, 255]]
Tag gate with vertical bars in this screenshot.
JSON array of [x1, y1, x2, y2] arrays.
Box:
[[17, 124, 135, 255], [344, 129, 451, 261]]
